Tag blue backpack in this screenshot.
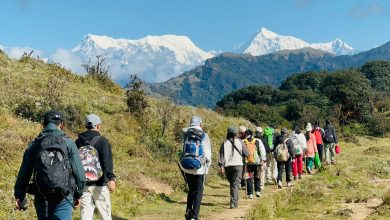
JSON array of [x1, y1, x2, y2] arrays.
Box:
[[180, 128, 205, 170]]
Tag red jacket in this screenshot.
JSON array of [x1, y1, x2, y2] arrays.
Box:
[[312, 128, 324, 145]]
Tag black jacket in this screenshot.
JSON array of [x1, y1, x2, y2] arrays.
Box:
[[273, 134, 295, 160], [76, 130, 116, 186], [323, 124, 338, 144]]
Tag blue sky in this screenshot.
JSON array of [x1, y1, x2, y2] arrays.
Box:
[[1, 0, 390, 53]]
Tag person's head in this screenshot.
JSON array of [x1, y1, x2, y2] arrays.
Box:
[[306, 123, 313, 132], [294, 125, 301, 134], [255, 127, 263, 136], [85, 114, 102, 131], [190, 116, 202, 128], [281, 127, 288, 136], [314, 120, 320, 128], [325, 119, 331, 125], [245, 129, 253, 139], [238, 126, 247, 138], [43, 110, 64, 130], [226, 127, 236, 140]]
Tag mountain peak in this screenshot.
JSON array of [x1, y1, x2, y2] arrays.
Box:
[[258, 27, 278, 38]]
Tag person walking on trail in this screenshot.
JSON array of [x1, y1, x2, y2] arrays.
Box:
[[323, 120, 338, 165], [14, 110, 86, 220], [244, 129, 266, 199], [312, 121, 325, 163], [238, 126, 247, 189], [218, 127, 248, 209], [76, 114, 116, 220], [304, 123, 318, 174], [254, 127, 267, 192], [263, 126, 278, 184], [274, 128, 295, 188], [290, 125, 306, 180], [179, 116, 211, 220]]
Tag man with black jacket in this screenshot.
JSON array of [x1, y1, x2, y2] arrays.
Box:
[[323, 120, 338, 165], [76, 114, 116, 220]]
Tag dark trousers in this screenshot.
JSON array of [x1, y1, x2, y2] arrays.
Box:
[[185, 173, 204, 219], [225, 166, 242, 207], [246, 164, 260, 195], [317, 144, 324, 162], [34, 196, 73, 220], [277, 157, 292, 183]]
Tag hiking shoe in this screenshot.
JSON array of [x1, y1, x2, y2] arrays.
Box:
[[277, 180, 282, 189], [293, 176, 297, 180], [256, 191, 261, 197], [298, 174, 302, 179], [307, 168, 312, 174], [273, 177, 278, 185], [185, 209, 192, 220], [249, 194, 254, 199], [287, 182, 293, 187], [331, 161, 336, 165]]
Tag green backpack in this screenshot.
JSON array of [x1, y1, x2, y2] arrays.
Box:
[[264, 127, 274, 150]]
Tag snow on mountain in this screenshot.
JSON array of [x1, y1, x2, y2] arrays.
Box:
[[236, 27, 356, 56], [56, 34, 214, 84]]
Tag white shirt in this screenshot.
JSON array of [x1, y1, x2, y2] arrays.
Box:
[[222, 138, 245, 167]]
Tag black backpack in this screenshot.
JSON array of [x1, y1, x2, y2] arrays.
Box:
[[34, 133, 75, 200], [324, 127, 334, 143]]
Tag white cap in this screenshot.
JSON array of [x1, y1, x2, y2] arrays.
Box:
[[239, 126, 247, 133], [190, 116, 202, 126], [255, 127, 263, 133], [85, 114, 102, 128], [306, 123, 313, 132]]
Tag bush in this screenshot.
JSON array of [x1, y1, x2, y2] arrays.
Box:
[[62, 104, 87, 134], [366, 115, 390, 137], [126, 74, 148, 119]]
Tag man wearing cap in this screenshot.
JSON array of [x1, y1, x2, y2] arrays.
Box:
[[14, 110, 86, 220], [76, 114, 116, 220], [180, 116, 211, 220], [254, 127, 268, 192]]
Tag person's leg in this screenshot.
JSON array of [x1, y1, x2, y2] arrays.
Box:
[[246, 177, 253, 196], [330, 143, 336, 164], [34, 196, 48, 220], [297, 155, 303, 176], [285, 158, 292, 184], [292, 157, 298, 178], [324, 143, 330, 164], [185, 173, 196, 216], [277, 162, 283, 182], [253, 165, 261, 193], [80, 186, 96, 220], [225, 167, 235, 207], [191, 175, 204, 219], [233, 166, 243, 207], [317, 144, 323, 162], [266, 153, 272, 182], [272, 157, 278, 181], [93, 186, 112, 220], [52, 199, 73, 220], [259, 164, 266, 190]]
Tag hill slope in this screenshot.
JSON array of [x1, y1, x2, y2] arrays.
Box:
[[150, 41, 390, 107]]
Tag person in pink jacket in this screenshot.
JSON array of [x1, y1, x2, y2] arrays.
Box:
[[305, 123, 318, 174]]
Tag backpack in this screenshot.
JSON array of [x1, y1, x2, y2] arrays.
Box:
[[275, 139, 290, 162], [34, 133, 74, 200], [180, 128, 205, 170], [264, 127, 274, 150], [290, 134, 303, 155], [324, 127, 334, 143], [78, 136, 103, 182], [244, 139, 260, 165]]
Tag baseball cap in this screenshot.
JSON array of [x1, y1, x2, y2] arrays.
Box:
[[85, 114, 102, 128], [255, 127, 263, 133], [227, 126, 236, 133], [239, 126, 247, 133], [190, 116, 202, 126], [281, 127, 288, 135], [43, 110, 64, 124]]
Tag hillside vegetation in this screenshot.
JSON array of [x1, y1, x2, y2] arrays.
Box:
[[0, 51, 253, 219], [150, 42, 390, 107]]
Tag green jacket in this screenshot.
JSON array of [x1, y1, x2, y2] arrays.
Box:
[[14, 123, 86, 201]]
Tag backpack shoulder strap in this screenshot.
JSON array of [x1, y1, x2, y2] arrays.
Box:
[[89, 135, 101, 147], [229, 139, 243, 157]]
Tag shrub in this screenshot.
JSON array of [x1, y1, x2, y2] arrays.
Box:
[[126, 74, 148, 119]]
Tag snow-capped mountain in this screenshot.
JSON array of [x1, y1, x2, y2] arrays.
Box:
[[55, 34, 214, 84], [235, 27, 356, 56]]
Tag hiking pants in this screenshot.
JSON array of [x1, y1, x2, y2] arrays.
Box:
[[34, 196, 73, 220], [258, 163, 266, 190], [80, 186, 112, 220], [185, 173, 204, 219], [266, 152, 278, 182], [277, 157, 292, 183], [225, 166, 243, 207], [246, 164, 260, 195], [317, 144, 324, 162], [306, 157, 315, 171], [324, 143, 335, 164], [292, 155, 303, 177]]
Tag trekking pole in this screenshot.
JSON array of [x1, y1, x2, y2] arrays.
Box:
[[244, 162, 248, 200], [178, 162, 188, 191]]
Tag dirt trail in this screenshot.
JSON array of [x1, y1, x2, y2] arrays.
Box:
[[344, 198, 382, 220]]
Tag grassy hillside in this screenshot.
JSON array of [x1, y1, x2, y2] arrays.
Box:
[[0, 52, 254, 219]]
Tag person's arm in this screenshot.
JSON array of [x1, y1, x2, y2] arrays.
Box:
[[204, 134, 212, 166], [98, 137, 116, 184], [287, 139, 295, 159], [218, 142, 225, 167], [67, 139, 86, 199], [333, 128, 338, 144], [257, 140, 266, 162], [14, 143, 35, 204]]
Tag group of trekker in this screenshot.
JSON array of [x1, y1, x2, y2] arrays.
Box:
[[14, 110, 116, 220], [180, 116, 338, 220]]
